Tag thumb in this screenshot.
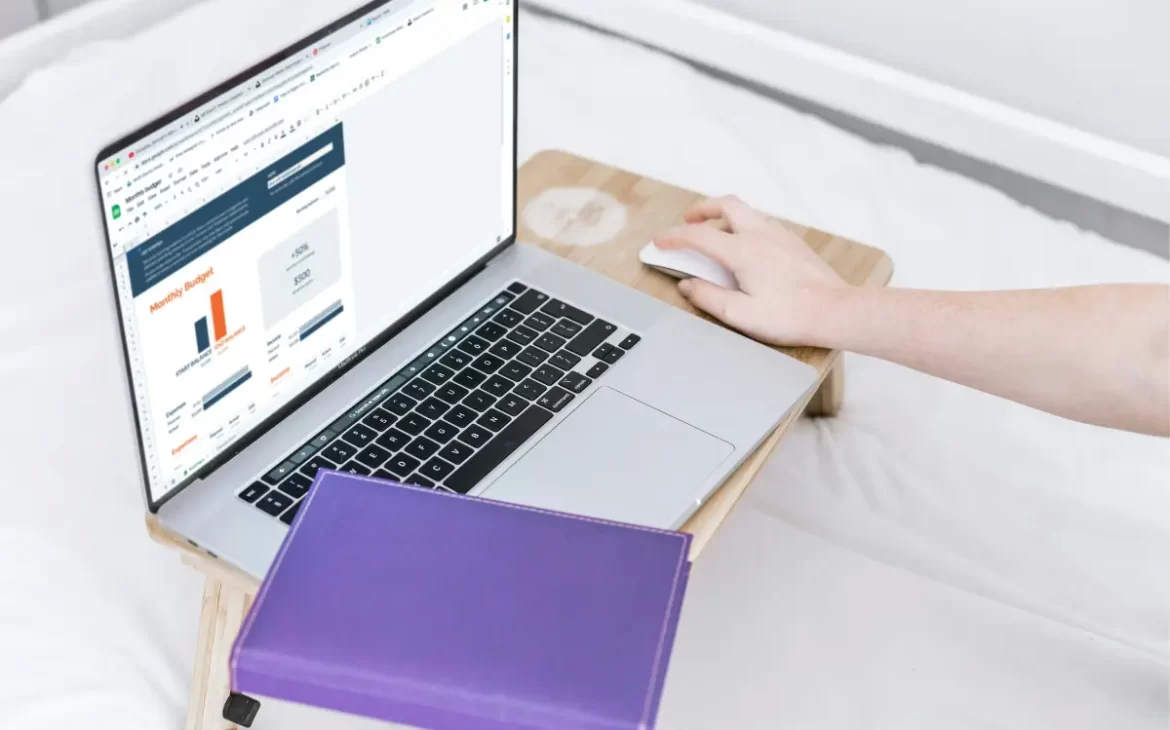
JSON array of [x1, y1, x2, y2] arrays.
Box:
[[678, 278, 743, 322]]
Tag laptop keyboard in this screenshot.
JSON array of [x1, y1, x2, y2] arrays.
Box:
[[238, 282, 642, 524]]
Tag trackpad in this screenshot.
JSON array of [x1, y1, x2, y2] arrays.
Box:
[[483, 388, 734, 527]]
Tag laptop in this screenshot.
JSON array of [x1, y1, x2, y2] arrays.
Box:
[[94, 0, 817, 579]]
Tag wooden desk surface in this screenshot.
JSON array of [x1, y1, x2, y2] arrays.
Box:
[[147, 150, 893, 588], [516, 151, 893, 555]]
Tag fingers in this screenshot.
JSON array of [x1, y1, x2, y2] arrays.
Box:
[[653, 224, 741, 270], [683, 195, 766, 232], [678, 278, 744, 322]]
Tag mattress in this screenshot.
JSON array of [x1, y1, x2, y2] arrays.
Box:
[[0, 1, 1166, 728]]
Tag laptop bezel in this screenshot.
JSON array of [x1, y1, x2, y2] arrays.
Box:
[[93, 0, 520, 513]]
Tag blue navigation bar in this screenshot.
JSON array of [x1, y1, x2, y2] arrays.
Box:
[[127, 124, 347, 297]]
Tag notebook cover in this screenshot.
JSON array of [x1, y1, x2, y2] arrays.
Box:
[[231, 470, 692, 730]]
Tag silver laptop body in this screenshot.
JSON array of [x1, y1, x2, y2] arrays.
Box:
[[94, 0, 817, 579]]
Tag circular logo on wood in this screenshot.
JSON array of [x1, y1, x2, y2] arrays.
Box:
[[522, 187, 628, 247]]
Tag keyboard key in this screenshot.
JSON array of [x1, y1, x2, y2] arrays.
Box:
[[506, 326, 538, 347], [506, 281, 527, 295], [419, 457, 456, 481], [585, 362, 609, 379], [417, 397, 450, 420], [560, 372, 592, 394], [257, 491, 293, 517], [463, 390, 497, 412], [496, 393, 528, 416], [373, 469, 399, 482], [323, 440, 358, 464], [341, 423, 378, 449], [435, 383, 470, 405], [541, 299, 593, 325], [383, 393, 417, 415], [263, 461, 297, 485], [420, 364, 455, 386], [471, 354, 505, 373], [516, 346, 549, 367], [489, 339, 522, 359], [397, 412, 431, 435], [511, 289, 550, 315], [362, 408, 397, 432], [456, 335, 490, 357], [403, 474, 436, 488], [239, 483, 268, 503], [482, 374, 514, 398], [477, 409, 512, 432], [477, 322, 508, 341], [524, 312, 556, 331], [551, 320, 582, 338], [405, 436, 440, 461], [602, 347, 625, 365], [444, 404, 477, 428], [534, 332, 567, 353], [339, 461, 371, 476], [494, 308, 524, 328], [441, 349, 473, 370], [499, 361, 532, 382], [355, 444, 393, 469], [446, 406, 554, 494], [619, 334, 642, 350], [513, 379, 548, 401], [299, 455, 336, 479], [438, 441, 474, 465], [403, 379, 436, 400], [277, 473, 313, 499], [424, 420, 459, 444], [532, 364, 565, 386], [593, 343, 615, 360], [566, 320, 617, 356], [385, 453, 421, 478], [550, 351, 581, 371], [375, 428, 411, 452], [457, 424, 494, 449], [279, 501, 302, 525], [454, 368, 487, 389], [538, 386, 576, 413]]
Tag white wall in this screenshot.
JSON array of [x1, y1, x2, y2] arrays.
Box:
[[0, 1, 38, 39], [700, 0, 1170, 158]]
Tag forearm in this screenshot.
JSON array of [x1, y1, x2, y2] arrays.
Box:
[[807, 284, 1170, 436]]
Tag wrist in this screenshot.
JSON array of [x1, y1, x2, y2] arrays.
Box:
[[797, 284, 871, 351]]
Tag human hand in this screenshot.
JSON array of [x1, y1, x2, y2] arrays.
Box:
[[652, 196, 848, 346]]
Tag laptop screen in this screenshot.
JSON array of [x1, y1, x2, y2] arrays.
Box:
[[96, 0, 516, 506]]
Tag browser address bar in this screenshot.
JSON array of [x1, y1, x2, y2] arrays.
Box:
[[267, 143, 334, 189]]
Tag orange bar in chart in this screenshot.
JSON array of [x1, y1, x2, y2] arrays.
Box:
[[210, 290, 227, 341]]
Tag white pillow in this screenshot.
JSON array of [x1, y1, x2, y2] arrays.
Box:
[[0, 1, 368, 728]]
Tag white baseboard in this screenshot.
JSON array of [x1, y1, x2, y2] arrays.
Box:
[[528, 0, 1170, 222]]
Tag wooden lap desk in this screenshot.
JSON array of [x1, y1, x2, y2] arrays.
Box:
[[147, 150, 894, 730]]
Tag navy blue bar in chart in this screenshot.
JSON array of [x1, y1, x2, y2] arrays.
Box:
[[203, 367, 253, 410], [195, 317, 210, 353], [299, 300, 345, 342]]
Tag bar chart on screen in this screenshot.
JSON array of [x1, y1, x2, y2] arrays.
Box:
[[193, 288, 233, 354]]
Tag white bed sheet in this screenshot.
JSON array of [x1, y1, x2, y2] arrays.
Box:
[[0, 2, 1165, 728]]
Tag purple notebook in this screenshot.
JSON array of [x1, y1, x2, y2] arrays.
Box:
[[231, 470, 691, 730]]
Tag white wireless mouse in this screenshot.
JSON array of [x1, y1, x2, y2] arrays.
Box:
[[639, 242, 738, 290]]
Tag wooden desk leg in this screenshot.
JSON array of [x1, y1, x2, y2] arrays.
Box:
[[186, 576, 252, 730], [805, 358, 845, 418]]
